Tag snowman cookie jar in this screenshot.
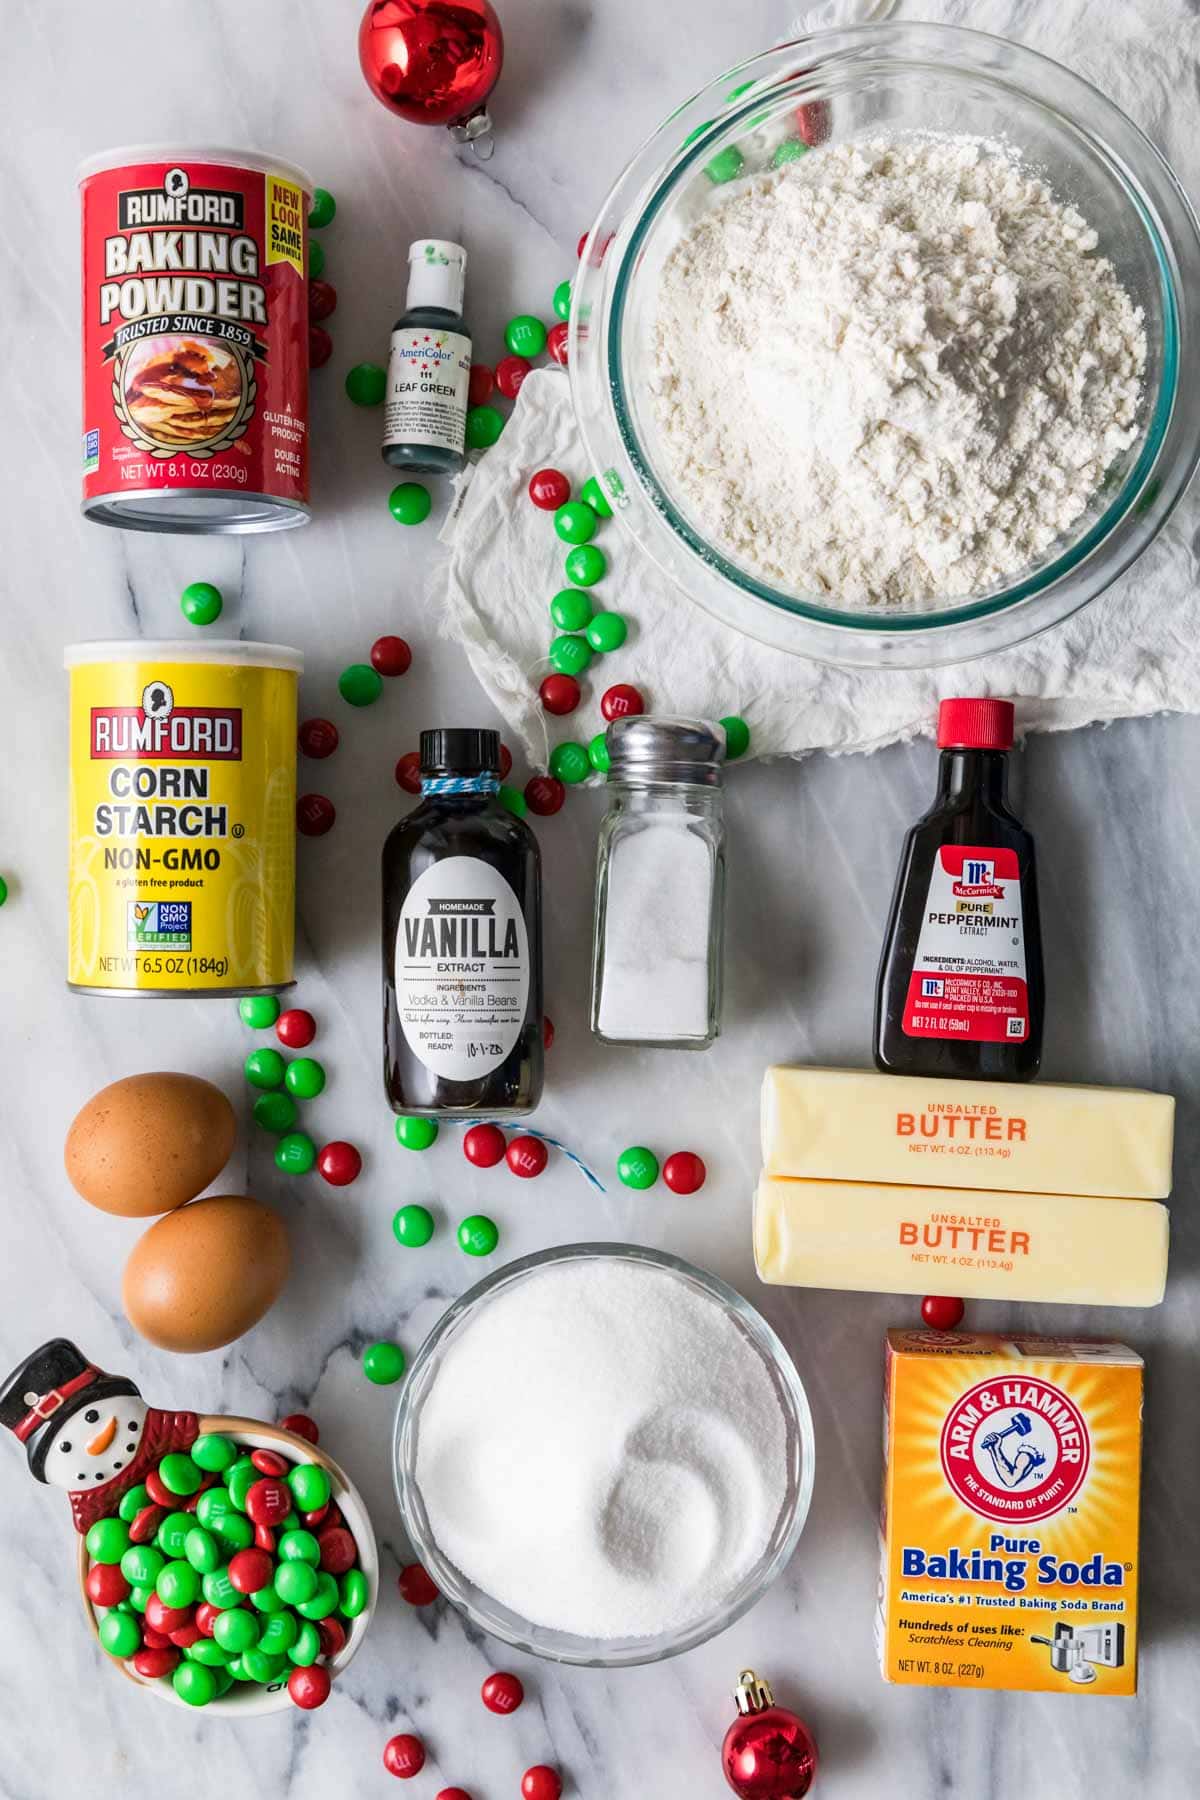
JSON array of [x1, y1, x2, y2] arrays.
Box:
[[1, 1340, 378, 1715]]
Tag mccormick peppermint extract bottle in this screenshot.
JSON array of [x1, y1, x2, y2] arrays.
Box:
[[382, 240, 471, 474], [382, 730, 543, 1116], [874, 698, 1044, 1082]]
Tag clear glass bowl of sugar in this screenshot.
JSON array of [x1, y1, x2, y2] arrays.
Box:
[[393, 1243, 815, 1666], [570, 22, 1200, 668]]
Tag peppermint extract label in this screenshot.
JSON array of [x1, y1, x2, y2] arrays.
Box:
[[903, 845, 1028, 1043], [395, 856, 529, 1080]]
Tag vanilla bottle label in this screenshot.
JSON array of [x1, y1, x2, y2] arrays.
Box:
[[383, 326, 470, 455], [395, 856, 530, 1080], [903, 845, 1028, 1042]]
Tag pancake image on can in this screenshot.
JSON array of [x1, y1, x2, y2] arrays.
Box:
[[80, 146, 312, 534], [65, 641, 302, 996]]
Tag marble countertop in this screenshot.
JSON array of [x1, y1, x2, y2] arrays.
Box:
[[3, 0, 1199, 1795]]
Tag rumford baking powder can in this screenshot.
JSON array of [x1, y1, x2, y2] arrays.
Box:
[[65, 641, 302, 996], [79, 147, 312, 533]]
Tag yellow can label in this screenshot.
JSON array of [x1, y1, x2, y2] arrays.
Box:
[[67, 655, 297, 992], [877, 1330, 1143, 1695]]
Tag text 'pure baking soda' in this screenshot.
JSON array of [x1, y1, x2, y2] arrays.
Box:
[[877, 1330, 1143, 1694], [65, 641, 301, 996]]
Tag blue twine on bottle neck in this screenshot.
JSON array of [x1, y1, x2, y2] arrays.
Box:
[[421, 774, 500, 797], [453, 1120, 607, 1193]]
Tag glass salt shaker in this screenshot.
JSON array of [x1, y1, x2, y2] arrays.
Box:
[[590, 717, 726, 1048]]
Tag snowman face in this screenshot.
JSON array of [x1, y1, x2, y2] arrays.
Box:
[[42, 1395, 149, 1491]]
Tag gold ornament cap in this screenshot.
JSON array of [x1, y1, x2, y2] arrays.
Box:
[[733, 1669, 774, 1716]]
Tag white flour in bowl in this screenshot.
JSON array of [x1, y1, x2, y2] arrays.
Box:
[[649, 133, 1147, 605]]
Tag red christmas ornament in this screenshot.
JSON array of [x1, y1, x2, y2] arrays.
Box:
[[279, 1411, 319, 1444], [529, 467, 570, 510], [721, 1670, 818, 1800], [506, 1135, 547, 1179], [463, 1122, 507, 1167], [396, 751, 423, 794], [398, 1562, 440, 1606], [496, 353, 531, 398], [299, 717, 339, 759], [371, 634, 413, 677], [539, 673, 580, 716], [383, 1733, 427, 1779], [921, 1294, 965, 1332], [546, 322, 569, 365], [525, 775, 565, 816], [601, 683, 645, 721], [318, 1140, 363, 1186], [359, 0, 504, 155]]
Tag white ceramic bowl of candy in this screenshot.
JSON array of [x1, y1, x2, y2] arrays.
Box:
[[78, 1418, 378, 1717]]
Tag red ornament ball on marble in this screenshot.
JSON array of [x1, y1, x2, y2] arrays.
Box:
[[371, 635, 413, 677], [525, 775, 565, 816], [529, 467, 570, 510], [309, 278, 338, 321], [289, 1663, 332, 1709], [398, 1563, 440, 1606], [469, 363, 495, 406], [521, 1769, 563, 1800], [542, 1014, 555, 1050], [496, 354, 531, 399], [662, 1151, 707, 1195], [722, 1699, 818, 1799], [481, 1670, 524, 1714], [921, 1294, 965, 1332], [276, 1007, 316, 1048], [539, 673, 581, 717], [383, 1734, 427, 1779], [279, 1412, 319, 1444], [601, 683, 644, 721], [464, 1122, 507, 1168], [546, 322, 569, 365], [359, 0, 503, 130], [309, 325, 333, 369], [298, 717, 339, 759], [297, 793, 336, 836], [506, 1136, 548, 1179], [318, 1140, 363, 1186]]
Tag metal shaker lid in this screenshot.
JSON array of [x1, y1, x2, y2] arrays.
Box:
[[606, 716, 726, 786]]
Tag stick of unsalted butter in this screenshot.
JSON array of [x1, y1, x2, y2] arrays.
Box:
[[761, 1067, 1174, 1199], [754, 1175, 1169, 1306]]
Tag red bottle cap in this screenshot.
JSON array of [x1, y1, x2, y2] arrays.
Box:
[[937, 698, 1014, 751]]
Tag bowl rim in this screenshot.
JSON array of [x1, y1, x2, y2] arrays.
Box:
[[573, 20, 1200, 661], [393, 1241, 815, 1667], [79, 1416, 378, 1718]]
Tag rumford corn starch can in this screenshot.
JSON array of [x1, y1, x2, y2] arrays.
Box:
[[65, 642, 301, 996]]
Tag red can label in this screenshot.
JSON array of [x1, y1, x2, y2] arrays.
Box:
[[903, 845, 1029, 1043], [81, 155, 310, 521]]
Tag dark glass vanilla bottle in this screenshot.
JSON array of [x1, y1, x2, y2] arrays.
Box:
[[382, 239, 471, 474], [874, 698, 1044, 1082], [383, 730, 543, 1116]]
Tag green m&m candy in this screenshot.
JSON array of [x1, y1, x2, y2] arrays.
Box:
[[227, 1458, 258, 1511], [308, 239, 326, 279], [498, 785, 527, 819], [388, 481, 432, 526], [720, 715, 751, 760], [773, 137, 808, 167], [180, 581, 223, 627], [157, 1561, 201, 1608], [346, 361, 387, 407], [554, 501, 597, 545], [85, 1518, 130, 1564], [392, 1203, 435, 1248], [288, 1462, 331, 1513], [251, 1584, 285, 1614], [185, 1528, 220, 1574], [276, 1132, 317, 1175], [505, 314, 547, 357], [285, 1057, 326, 1099], [258, 1610, 299, 1655], [457, 1214, 499, 1257], [127, 1585, 153, 1614], [296, 1571, 341, 1620], [618, 1145, 660, 1189], [187, 1638, 232, 1667], [120, 1545, 164, 1587], [338, 663, 384, 707], [552, 280, 572, 320], [549, 741, 590, 786], [395, 1115, 438, 1152], [213, 1607, 260, 1655], [98, 1610, 141, 1659], [550, 587, 593, 632], [274, 1560, 319, 1607], [579, 476, 613, 519], [549, 634, 592, 678], [288, 1620, 322, 1666], [340, 1569, 370, 1617], [279, 1528, 322, 1565], [245, 1047, 286, 1090], [192, 1433, 238, 1473], [238, 995, 280, 1030], [465, 404, 504, 450], [118, 1484, 150, 1523], [308, 188, 336, 229], [173, 1661, 219, 1707], [158, 1453, 203, 1496], [363, 1341, 405, 1386], [564, 544, 606, 587], [706, 145, 745, 184], [156, 1512, 192, 1557], [585, 611, 627, 653], [253, 1091, 298, 1134], [588, 732, 611, 774], [241, 1647, 287, 1684]]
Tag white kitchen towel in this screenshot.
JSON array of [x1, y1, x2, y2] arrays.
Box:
[[439, 0, 1200, 762]]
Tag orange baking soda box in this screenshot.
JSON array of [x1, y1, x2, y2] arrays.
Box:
[[877, 1330, 1142, 1694]]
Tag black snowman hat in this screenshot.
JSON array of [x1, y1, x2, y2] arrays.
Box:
[[0, 1340, 141, 1483]]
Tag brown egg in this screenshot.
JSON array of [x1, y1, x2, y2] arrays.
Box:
[[122, 1194, 290, 1353], [65, 1073, 236, 1217]]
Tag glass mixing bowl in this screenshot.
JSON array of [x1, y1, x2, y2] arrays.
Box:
[[570, 23, 1200, 667], [393, 1243, 815, 1667]]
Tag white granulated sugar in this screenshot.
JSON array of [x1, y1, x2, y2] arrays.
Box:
[[598, 822, 712, 1039], [649, 132, 1147, 605], [414, 1258, 789, 1639]]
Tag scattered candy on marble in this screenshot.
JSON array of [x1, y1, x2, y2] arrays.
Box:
[[279, 1414, 320, 1444], [309, 278, 338, 321], [344, 360, 386, 406], [309, 325, 333, 368], [549, 741, 590, 785], [542, 1015, 555, 1050], [317, 1141, 362, 1186], [276, 1007, 316, 1048], [371, 634, 413, 677], [565, 543, 606, 586], [393, 1202, 436, 1246], [617, 1146, 659, 1189], [481, 1670, 525, 1714], [240, 994, 281, 1029], [498, 784, 527, 818], [546, 322, 569, 364], [505, 314, 547, 357], [285, 1057, 326, 1100], [586, 610, 627, 653], [588, 731, 610, 773], [663, 1150, 707, 1194], [308, 187, 336, 228], [466, 404, 505, 449], [389, 482, 432, 526], [921, 1295, 965, 1331], [553, 280, 572, 320], [554, 500, 597, 545], [395, 1115, 439, 1151], [601, 683, 645, 720], [297, 793, 336, 836], [299, 717, 340, 759], [721, 714, 751, 759], [521, 1768, 563, 1800], [529, 468, 570, 510], [549, 633, 592, 677], [180, 581, 223, 627], [539, 673, 581, 716], [254, 1091, 298, 1133], [550, 587, 593, 631], [245, 1047, 287, 1089], [496, 353, 531, 398], [395, 751, 423, 794], [506, 1136, 548, 1179], [457, 1213, 500, 1256], [339, 662, 384, 706], [398, 1563, 439, 1606], [384, 1735, 426, 1779], [579, 476, 613, 518], [363, 1341, 406, 1385], [468, 363, 495, 406], [463, 1123, 507, 1168], [276, 1131, 317, 1175], [525, 776, 566, 816]]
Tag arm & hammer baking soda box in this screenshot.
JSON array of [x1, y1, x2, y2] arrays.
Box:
[[877, 1330, 1143, 1694]]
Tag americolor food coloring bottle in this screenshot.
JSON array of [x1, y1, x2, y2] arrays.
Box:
[[382, 240, 471, 474], [382, 729, 543, 1116], [874, 698, 1044, 1082]]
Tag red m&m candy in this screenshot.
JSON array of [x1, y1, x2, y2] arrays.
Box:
[[86, 1562, 130, 1607], [662, 1151, 707, 1195], [144, 1469, 174, 1508], [468, 363, 494, 406], [299, 718, 339, 759], [245, 1477, 291, 1525], [297, 794, 336, 836], [168, 1621, 202, 1649], [395, 752, 423, 794], [194, 1602, 221, 1637], [542, 1015, 555, 1050], [228, 1547, 274, 1593], [496, 354, 531, 399], [383, 1734, 426, 1779], [318, 1141, 363, 1186], [546, 322, 569, 365], [279, 1413, 319, 1444], [128, 1502, 165, 1543], [318, 1527, 357, 1575], [254, 1523, 277, 1553], [539, 674, 580, 717], [506, 1136, 548, 1179], [921, 1295, 965, 1332], [371, 635, 413, 678], [144, 1593, 191, 1635], [309, 278, 338, 321], [529, 468, 570, 510], [250, 1448, 289, 1477], [140, 1626, 172, 1650], [133, 1647, 180, 1679], [309, 325, 333, 368], [601, 684, 644, 721], [437, 1791, 473, 1800], [525, 776, 565, 817], [463, 1123, 507, 1168], [316, 1615, 348, 1658], [276, 1008, 316, 1048], [481, 1670, 524, 1714], [499, 742, 513, 780], [289, 1663, 332, 1709], [398, 1563, 439, 1606], [521, 1769, 563, 1800]]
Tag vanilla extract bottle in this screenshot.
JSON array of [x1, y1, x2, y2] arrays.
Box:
[[382, 730, 543, 1116]]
